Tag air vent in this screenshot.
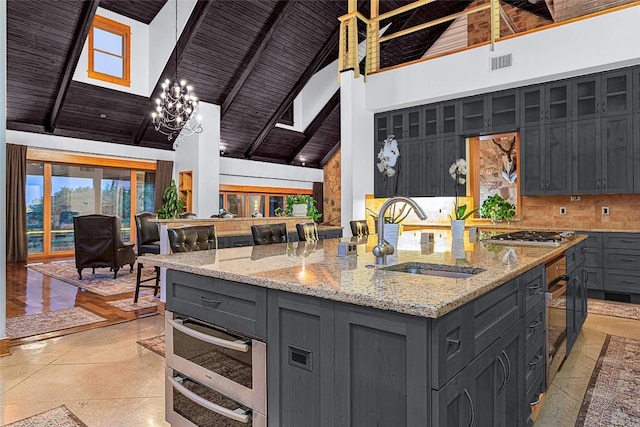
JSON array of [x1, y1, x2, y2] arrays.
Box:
[[490, 54, 513, 70]]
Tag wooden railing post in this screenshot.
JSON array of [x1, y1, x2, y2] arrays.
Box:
[[368, 0, 380, 74], [490, 0, 500, 51]]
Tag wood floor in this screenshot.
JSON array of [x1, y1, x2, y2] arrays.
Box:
[[5, 258, 158, 347]]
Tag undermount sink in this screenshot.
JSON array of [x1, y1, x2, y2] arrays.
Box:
[[380, 262, 485, 279]]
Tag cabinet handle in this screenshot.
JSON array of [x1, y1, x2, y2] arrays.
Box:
[[620, 258, 637, 262], [464, 389, 475, 427], [167, 318, 250, 352], [602, 102, 606, 112], [541, 181, 545, 191], [168, 375, 251, 423], [502, 350, 512, 385], [546, 181, 549, 190], [528, 320, 542, 330], [528, 355, 542, 367], [582, 268, 589, 285], [621, 280, 636, 284], [596, 102, 600, 113], [540, 110, 544, 121], [621, 239, 636, 243], [596, 179, 600, 190], [527, 283, 541, 293], [546, 110, 549, 119], [497, 354, 507, 392], [201, 297, 222, 307], [603, 178, 606, 189], [446, 337, 461, 346]]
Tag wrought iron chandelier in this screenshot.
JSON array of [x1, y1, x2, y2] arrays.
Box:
[[152, 0, 202, 142]]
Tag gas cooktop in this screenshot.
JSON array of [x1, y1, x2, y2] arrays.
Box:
[[483, 230, 576, 246]]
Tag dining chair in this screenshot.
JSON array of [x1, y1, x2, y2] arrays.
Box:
[[350, 220, 370, 237], [296, 222, 319, 242], [251, 223, 288, 245]]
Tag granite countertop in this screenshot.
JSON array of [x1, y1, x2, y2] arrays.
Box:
[[143, 229, 586, 319], [403, 221, 640, 233]]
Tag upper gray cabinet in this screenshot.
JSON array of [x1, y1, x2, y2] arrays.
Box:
[[389, 107, 423, 142], [573, 69, 632, 120], [424, 101, 459, 138], [520, 81, 572, 196], [634, 67, 640, 113], [460, 89, 519, 135]]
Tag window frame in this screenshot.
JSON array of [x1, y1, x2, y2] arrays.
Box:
[[88, 15, 131, 87]]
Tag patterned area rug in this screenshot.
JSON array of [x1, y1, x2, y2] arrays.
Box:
[[576, 335, 640, 426], [137, 334, 165, 357], [106, 294, 158, 312], [547, 298, 640, 320], [6, 307, 107, 339], [28, 260, 156, 296], [4, 405, 88, 427]]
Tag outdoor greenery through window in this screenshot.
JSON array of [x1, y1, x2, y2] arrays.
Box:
[[26, 160, 155, 257]]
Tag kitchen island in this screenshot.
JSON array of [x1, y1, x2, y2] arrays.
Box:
[[144, 230, 587, 427]]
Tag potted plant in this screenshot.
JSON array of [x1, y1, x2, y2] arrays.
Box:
[[480, 194, 517, 224], [279, 194, 322, 223], [448, 158, 478, 239], [367, 204, 411, 249], [156, 179, 186, 219]]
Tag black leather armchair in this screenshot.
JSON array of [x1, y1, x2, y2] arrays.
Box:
[[251, 223, 288, 245], [73, 214, 136, 279], [296, 222, 319, 242], [167, 225, 217, 252], [350, 220, 370, 237]]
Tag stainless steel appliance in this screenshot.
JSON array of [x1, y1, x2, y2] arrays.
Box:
[[484, 230, 576, 246], [166, 312, 267, 426], [545, 256, 569, 387]]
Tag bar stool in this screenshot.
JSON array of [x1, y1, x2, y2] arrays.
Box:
[[251, 223, 288, 245], [296, 222, 319, 242], [350, 220, 370, 237], [134, 212, 161, 303]]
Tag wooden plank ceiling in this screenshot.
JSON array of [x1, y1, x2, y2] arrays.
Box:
[[5, 0, 552, 168]]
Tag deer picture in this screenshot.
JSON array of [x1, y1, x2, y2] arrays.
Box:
[[492, 137, 517, 184]]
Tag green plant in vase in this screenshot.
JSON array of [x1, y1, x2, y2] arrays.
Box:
[[156, 179, 185, 219], [280, 194, 322, 223]]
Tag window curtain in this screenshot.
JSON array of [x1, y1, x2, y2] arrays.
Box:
[[6, 144, 28, 262], [154, 160, 173, 212]]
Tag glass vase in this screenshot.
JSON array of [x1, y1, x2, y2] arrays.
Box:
[[450, 219, 465, 240]]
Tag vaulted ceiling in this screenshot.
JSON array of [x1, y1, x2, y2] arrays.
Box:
[[6, 0, 556, 168]]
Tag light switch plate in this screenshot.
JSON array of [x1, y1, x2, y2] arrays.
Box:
[[560, 207, 567, 215]]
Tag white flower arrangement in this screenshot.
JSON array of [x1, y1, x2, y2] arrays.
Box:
[[449, 158, 468, 184], [377, 135, 399, 178]]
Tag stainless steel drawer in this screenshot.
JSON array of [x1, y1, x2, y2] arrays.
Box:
[[167, 270, 267, 340]]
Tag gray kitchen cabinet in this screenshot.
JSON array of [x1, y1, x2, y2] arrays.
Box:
[[424, 135, 465, 196], [318, 228, 343, 239], [573, 69, 632, 120], [396, 140, 426, 196], [635, 114, 640, 193], [566, 241, 587, 353], [634, 66, 640, 113], [424, 100, 459, 138], [267, 291, 335, 427], [432, 367, 472, 427], [521, 121, 572, 195], [334, 303, 430, 427], [460, 90, 519, 135], [572, 115, 634, 194], [520, 81, 573, 196], [229, 234, 254, 247], [580, 232, 603, 292], [375, 112, 390, 144], [216, 236, 230, 248], [390, 107, 423, 142], [374, 112, 398, 198], [469, 318, 525, 427]]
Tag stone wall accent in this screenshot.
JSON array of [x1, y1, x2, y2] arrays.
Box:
[[322, 149, 341, 226]]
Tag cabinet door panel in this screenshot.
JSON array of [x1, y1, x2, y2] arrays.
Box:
[[521, 126, 545, 195], [432, 368, 472, 427], [573, 119, 602, 194], [267, 292, 334, 427], [520, 85, 544, 127], [461, 96, 486, 134], [375, 113, 389, 143], [424, 138, 441, 196], [602, 69, 632, 116], [490, 90, 519, 132], [425, 105, 439, 138], [574, 76, 600, 120], [390, 111, 405, 140], [397, 140, 425, 196], [469, 343, 501, 427], [441, 136, 464, 196], [546, 81, 571, 123], [546, 122, 572, 195], [335, 304, 429, 427], [442, 101, 459, 135], [497, 320, 525, 427], [602, 115, 633, 194]]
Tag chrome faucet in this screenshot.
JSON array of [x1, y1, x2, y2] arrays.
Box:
[[372, 196, 427, 264]]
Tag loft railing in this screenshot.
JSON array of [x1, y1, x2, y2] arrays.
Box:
[[339, 0, 639, 78]]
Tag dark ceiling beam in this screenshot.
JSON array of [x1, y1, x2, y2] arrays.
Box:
[[47, 0, 100, 133], [221, 0, 297, 118], [133, 0, 212, 145], [320, 142, 341, 167], [244, 27, 339, 159], [286, 89, 340, 164]]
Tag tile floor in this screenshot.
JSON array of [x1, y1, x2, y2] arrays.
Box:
[[1, 311, 638, 426]]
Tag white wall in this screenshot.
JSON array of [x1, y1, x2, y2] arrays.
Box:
[[341, 70, 374, 235], [174, 102, 220, 217], [6, 131, 174, 162], [366, 5, 640, 112], [219, 157, 323, 190], [73, 7, 150, 96], [148, 0, 197, 94]]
